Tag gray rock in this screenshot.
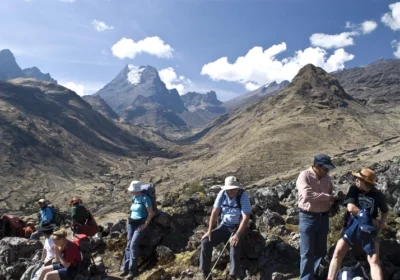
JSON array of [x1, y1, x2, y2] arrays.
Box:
[[254, 188, 280, 211], [110, 220, 126, 233], [156, 245, 175, 265]]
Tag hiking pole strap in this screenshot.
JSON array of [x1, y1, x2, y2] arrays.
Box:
[[206, 231, 235, 280]]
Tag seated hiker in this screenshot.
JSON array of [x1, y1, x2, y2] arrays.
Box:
[[1, 214, 26, 238], [200, 176, 251, 280], [68, 197, 97, 237], [23, 219, 36, 239], [23, 222, 57, 280], [37, 229, 82, 280], [121, 180, 154, 280], [31, 199, 54, 240], [327, 168, 388, 280]]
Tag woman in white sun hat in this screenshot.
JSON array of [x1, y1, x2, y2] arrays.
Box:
[[199, 176, 251, 280], [120, 181, 154, 280]]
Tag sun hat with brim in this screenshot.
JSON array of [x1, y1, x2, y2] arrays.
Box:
[[220, 176, 241, 191], [352, 168, 376, 186], [37, 199, 46, 204], [36, 222, 56, 232], [314, 153, 336, 170], [128, 180, 143, 192]]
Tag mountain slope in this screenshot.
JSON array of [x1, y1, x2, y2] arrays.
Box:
[[95, 65, 190, 136], [0, 78, 161, 211], [82, 95, 119, 120], [161, 64, 400, 183], [179, 91, 226, 129], [223, 80, 289, 110], [334, 58, 400, 109]]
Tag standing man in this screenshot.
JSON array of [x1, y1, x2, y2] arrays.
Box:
[[200, 176, 251, 280], [297, 154, 336, 280], [30, 199, 54, 240]]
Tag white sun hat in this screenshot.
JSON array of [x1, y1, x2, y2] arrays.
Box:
[[128, 180, 142, 192], [221, 176, 241, 190]]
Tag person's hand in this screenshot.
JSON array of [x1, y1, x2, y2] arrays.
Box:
[[138, 223, 147, 231], [52, 245, 61, 255], [201, 231, 212, 242], [230, 234, 240, 247]]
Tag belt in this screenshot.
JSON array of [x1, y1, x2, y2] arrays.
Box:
[[300, 209, 329, 216]]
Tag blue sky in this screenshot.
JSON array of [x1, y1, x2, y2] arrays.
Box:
[[1, 0, 400, 101]]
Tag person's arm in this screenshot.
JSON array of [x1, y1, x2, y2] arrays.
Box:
[[52, 245, 71, 268], [201, 191, 223, 241], [139, 196, 155, 231], [71, 207, 77, 223], [297, 172, 334, 204], [230, 192, 251, 247], [378, 193, 389, 230], [347, 203, 360, 216], [40, 248, 46, 263]]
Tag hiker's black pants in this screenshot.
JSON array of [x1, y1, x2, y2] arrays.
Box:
[[200, 224, 241, 276]]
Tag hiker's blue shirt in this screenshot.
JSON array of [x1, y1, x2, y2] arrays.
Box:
[[41, 206, 53, 224], [130, 194, 152, 220], [214, 190, 251, 227]]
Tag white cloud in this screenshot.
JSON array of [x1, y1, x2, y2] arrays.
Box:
[[245, 82, 260, 91], [92, 20, 114, 32], [392, 40, 400, 58], [346, 20, 378, 34], [310, 32, 356, 49], [201, 42, 354, 90], [382, 2, 400, 31], [361, 20, 378, 34], [159, 67, 191, 95], [111, 37, 173, 59], [60, 0, 76, 2], [62, 82, 85, 96]]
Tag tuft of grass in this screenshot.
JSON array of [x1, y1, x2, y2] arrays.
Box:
[[182, 181, 205, 196]]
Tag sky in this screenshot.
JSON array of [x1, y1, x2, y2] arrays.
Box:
[[1, 0, 400, 101]]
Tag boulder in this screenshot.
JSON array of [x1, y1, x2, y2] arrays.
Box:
[[156, 245, 175, 265], [254, 188, 280, 211], [257, 210, 285, 231], [110, 220, 126, 233]]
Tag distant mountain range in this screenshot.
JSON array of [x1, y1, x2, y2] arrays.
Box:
[[0, 49, 56, 83]]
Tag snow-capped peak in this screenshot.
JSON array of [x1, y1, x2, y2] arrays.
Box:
[[127, 64, 144, 85]]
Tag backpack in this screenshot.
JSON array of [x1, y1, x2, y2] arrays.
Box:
[[337, 262, 369, 280], [218, 189, 255, 225], [140, 184, 158, 217], [47, 205, 63, 226], [72, 234, 97, 276]]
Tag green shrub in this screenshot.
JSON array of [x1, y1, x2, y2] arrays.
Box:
[[183, 181, 204, 196]]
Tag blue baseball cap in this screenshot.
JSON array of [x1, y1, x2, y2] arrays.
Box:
[[314, 154, 336, 170]]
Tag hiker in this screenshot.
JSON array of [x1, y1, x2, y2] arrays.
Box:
[[23, 219, 36, 239], [121, 181, 154, 280], [22, 222, 57, 280], [37, 229, 82, 280], [199, 176, 251, 280], [31, 199, 54, 240], [69, 197, 97, 237], [327, 168, 388, 280], [297, 154, 336, 280]]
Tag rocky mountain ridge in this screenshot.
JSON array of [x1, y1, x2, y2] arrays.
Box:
[[0, 49, 56, 83]]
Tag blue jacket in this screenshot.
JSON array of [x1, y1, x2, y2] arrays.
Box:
[[343, 209, 377, 256], [40, 206, 54, 224]]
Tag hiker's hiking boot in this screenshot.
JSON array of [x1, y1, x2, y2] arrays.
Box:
[[126, 271, 139, 280], [119, 271, 129, 277]]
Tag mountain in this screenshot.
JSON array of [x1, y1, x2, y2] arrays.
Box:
[[0, 49, 24, 80], [179, 91, 226, 129], [0, 78, 161, 211], [334, 58, 400, 109], [166, 64, 400, 183], [82, 95, 119, 120], [22, 67, 57, 83], [95, 65, 190, 136], [0, 49, 57, 83], [223, 80, 289, 110]]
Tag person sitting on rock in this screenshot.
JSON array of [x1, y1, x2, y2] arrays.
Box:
[[120, 181, 154, 280], [69, 197, 98, 236], [327, 168, 388, 280], [31, 199, 54, 240], [200, 176, 251, 280], [37, 229, 81, 280], [23, 222, 57, 280]]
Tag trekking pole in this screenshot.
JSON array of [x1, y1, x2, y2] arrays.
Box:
[[205, 231, 235, 280]]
